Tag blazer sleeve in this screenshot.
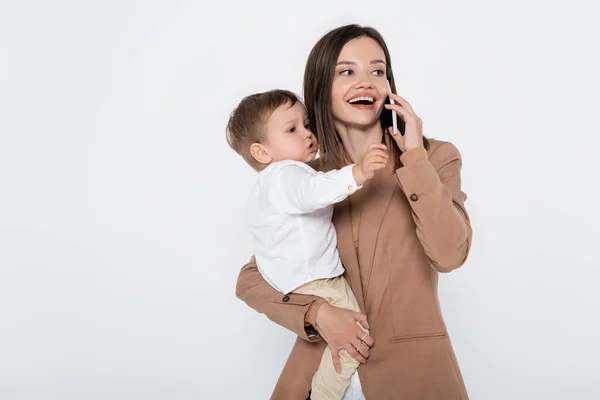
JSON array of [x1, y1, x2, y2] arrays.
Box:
[[395, 142, 473, 272], [236, 256, 325, 341]]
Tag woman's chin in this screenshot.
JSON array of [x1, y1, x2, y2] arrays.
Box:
[[344, 117, 382, 129]]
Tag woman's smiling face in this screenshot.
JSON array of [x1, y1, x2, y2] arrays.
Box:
[[331, 36, 389, 129]]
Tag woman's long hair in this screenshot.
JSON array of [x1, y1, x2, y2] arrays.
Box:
[[303, 24, 429, 171]]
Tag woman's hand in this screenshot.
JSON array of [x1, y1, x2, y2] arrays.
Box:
[[384, 93, 424, 152], [315, 303, 374, 373]]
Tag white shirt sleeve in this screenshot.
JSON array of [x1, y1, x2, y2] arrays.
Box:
[[269, 162, 361, 215]]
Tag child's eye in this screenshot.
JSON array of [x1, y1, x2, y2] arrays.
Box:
[[304, 122, 310, 129], [288, 127, 296, 133]]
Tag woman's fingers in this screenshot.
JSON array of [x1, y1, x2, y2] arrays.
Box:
[[358, 331, 374, 348], [318, 306, 374, 369], [384, 103, 417, 122], [388, 125, 404, 138], [330, 346, 342, 373], [343, 343, 367, 364], [385, 101, 423, 152], [350, 337, 370, 358], [385, 100, 421, 125], [388, 93, 416, 114], [387, 126, 406, 151], [353, 312, 370, 330]]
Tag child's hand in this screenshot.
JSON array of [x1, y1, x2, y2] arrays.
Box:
[[353, 144, 388, 185]]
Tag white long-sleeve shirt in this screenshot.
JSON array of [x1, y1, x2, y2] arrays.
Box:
[[247, 160, 361, 294]]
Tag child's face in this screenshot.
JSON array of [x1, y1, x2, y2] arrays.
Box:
[[263, 102, 318, 164]]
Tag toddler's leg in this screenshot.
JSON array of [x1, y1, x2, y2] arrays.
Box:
[[295, 277, 368, 400]]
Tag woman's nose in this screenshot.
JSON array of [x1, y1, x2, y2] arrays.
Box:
[[353, 72, 374, 89]]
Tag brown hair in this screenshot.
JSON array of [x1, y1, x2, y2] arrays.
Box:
[[303, 24, 429, 171], [226, 89, 300, 171]]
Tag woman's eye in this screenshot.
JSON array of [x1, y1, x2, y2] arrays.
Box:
[[340, 69, 353, 76], [373, 69, 385, 76]]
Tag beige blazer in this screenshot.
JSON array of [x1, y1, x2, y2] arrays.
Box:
[[236, 139, 473, 399]]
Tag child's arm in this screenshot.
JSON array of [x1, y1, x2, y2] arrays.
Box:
[[270, 144, 387, 214], [270, 163, 358, 215]]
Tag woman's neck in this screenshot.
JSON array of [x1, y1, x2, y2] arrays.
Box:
[[335, 122, 384, 164]]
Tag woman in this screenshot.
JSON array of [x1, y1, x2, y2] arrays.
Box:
[[236, 24, 472, 400]]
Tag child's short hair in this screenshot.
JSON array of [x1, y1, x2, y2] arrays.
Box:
[[226, 89, 300, 171]]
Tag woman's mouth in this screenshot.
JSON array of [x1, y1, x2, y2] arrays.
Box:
[[347, 96, 375, 110]]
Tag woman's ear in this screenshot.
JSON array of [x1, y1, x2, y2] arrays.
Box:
[[250, 142, 272, 166]]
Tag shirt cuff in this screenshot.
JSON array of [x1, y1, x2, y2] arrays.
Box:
[[400, 146, 428, 166], [338, 164, 363, 193]]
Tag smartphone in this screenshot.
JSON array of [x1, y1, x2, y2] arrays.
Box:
[[380, 79, 405, 136]]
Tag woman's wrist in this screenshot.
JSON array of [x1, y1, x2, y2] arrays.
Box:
[[313, 301, 332, 331], [399, 146, 428, 166], [306, 298, 328, 330]]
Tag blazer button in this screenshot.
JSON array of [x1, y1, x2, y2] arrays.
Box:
[[410, 194, 419, 201], [282, 295, 290, 302]]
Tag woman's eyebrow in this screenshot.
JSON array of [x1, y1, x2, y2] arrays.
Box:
[[335, 60, 387, 66]]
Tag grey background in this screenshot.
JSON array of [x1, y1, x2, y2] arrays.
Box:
[[1, 0, 598, 399]]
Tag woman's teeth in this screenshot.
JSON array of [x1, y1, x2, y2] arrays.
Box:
[[348, 97, 374, 104]]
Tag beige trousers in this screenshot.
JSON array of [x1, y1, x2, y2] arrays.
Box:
[[293, 275, 368, 400]]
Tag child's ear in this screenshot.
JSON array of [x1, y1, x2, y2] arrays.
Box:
[[250, 142, 272, 165]]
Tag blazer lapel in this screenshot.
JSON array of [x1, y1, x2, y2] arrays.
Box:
[[357, 168, 398, 298], [332, 198, 365, 313]]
